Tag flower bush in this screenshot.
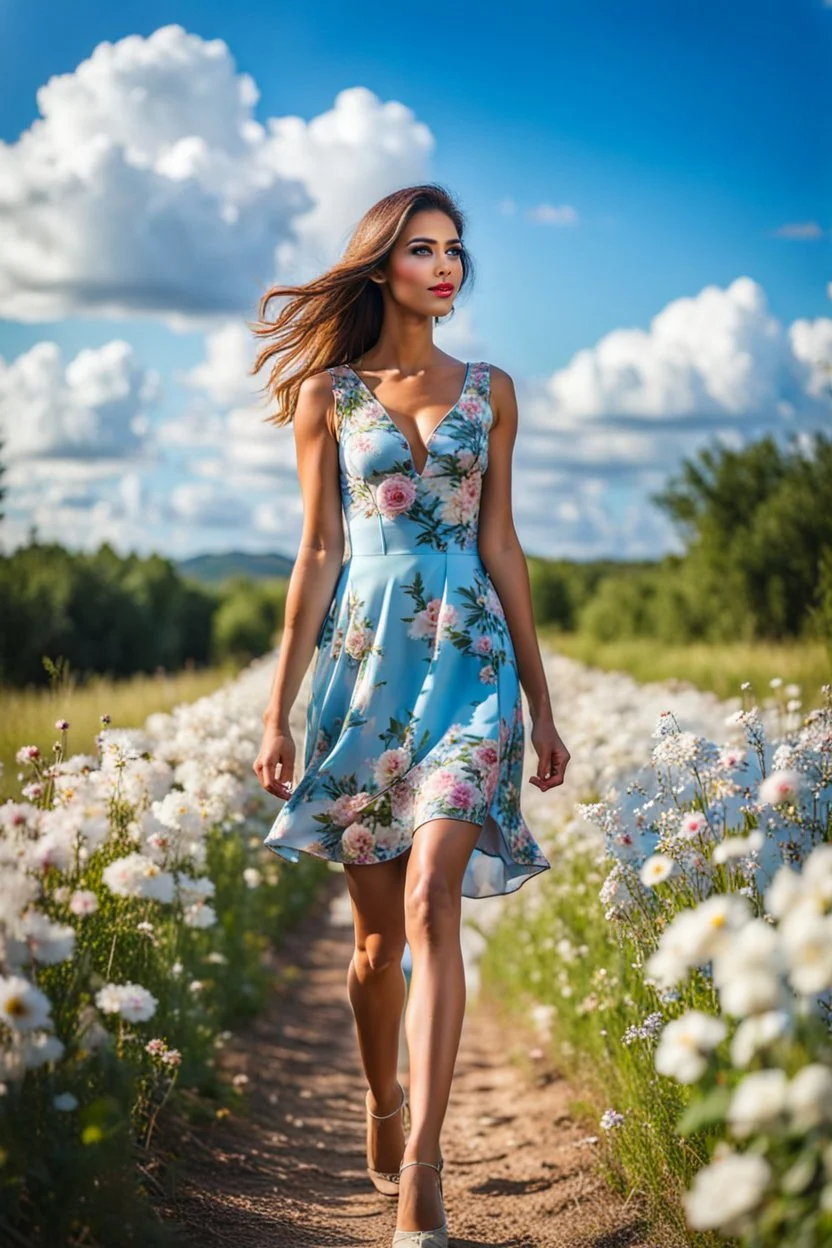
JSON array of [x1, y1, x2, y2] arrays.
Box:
[[0, 656, 327, 1246], [479, 668, 831, 1247]]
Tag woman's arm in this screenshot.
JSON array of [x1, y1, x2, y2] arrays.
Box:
[[477, 366, 570, 792], [254, 370, 345, 798]]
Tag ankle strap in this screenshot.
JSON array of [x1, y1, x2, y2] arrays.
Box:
[[366, 1083, 406, 1120], [399, 1159, 441, 1174]]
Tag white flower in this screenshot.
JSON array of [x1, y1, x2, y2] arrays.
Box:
[[711, 919, 788, 1017], [102, 853, 175, 903], [640, 854, 675, 886], [183, 903, 217, 929], [645, 894, 752, 988], [713, 830, 764, 864], [730, 1009, 792, 1068], [0, 975, 53, 1032], [20, 1031, 65, 1069], [778, 908, 832, 995], [654, 1010, 727, 1084], [758, 768, 801, 807], [786, 1064, 832, 1132], [95, 982, 158, 1023], [684, 1148, 771, 1233], [69, 890, 99, 917], [726, 1069, 789, 1138], [678, 810, 709, 840], [242, 867, 261, 888], [15, 911, 76, 965]]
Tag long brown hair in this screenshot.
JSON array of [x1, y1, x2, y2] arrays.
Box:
[[249, 183, 475, 426]]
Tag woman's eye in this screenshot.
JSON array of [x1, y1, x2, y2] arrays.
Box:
[[412, 246, 462, 257]]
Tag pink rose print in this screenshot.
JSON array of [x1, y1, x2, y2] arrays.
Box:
[[345, 623, 374, 660], [473, 635, 493, 655], [376, 474, 417, 518], [447, 779, 477, 810], [373, 747, 411, 786], [484, 584, 505, 617], [424, 767, 459, 798], [330, 792, 372, 826], [479, 664, 497, 684], [472, 741, 499, 770], [341, 821, 376, 862]]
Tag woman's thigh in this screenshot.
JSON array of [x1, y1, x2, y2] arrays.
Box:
[[343, 852, 409, 967], [404, 818, 482, 911]]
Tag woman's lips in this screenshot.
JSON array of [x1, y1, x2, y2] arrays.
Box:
[[429, 285, 454, 297]]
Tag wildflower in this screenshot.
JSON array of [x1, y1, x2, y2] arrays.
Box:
[[599, 1108, 625, 1130], [0, 976, 53, 1032], [786, 1064, 832, 1132], [654, 1010, 727, 1083], [758, 769, 802, 807], [102, 853, 175, 903], [55, 720, 70, 732], [726, 1069, 789, 1138], [95, 982, 158, 1023], [69, 890, 98, 917], [712, 830, 764, 864], [684, 1146, 771, 1233], [640, 854, 675, 887], [730, 1009, 792, 1068]]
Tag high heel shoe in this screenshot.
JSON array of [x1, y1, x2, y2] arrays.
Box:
[[392, 1159, 448, 1247], [365, 1082, 409, 1197]]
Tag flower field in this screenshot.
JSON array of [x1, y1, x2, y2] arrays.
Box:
[[2, 640, 830, 1247], [476, 655, 832, 1247], [0, 655, 328, 1246]]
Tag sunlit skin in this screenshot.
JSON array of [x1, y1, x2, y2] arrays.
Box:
[[254, 207, 571, 1234]]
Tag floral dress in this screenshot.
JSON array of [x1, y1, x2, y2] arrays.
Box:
[[263, 360, 551, 898]]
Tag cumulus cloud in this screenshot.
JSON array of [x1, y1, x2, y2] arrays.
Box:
[[0, 25, 434, 326], [510, 277, 832, 553], [0, 338, 159, 466]]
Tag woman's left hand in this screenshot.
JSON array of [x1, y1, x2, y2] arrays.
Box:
[[529, 718, 571, 791]]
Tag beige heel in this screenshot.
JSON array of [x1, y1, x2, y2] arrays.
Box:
[[392, 1159, 448, 1247], [366, 1082, 408, 1197]]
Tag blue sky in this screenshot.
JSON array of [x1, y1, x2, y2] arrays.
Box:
[[0, 0, 829, 560]]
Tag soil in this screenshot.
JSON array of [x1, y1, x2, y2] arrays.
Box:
[[150, 873, 687, 1248]]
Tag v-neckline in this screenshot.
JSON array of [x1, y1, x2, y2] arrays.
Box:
[[345, 361, 472, 479]]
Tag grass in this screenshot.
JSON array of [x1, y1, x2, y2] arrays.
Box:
[[2, 664, 241, 800], [540, 629, 831, 706]]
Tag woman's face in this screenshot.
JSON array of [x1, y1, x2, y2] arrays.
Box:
[[379, 209, 464, 318]]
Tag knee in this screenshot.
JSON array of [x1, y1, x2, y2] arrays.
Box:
[[404, 875, 457, 945], [353, 931, 405, 979]]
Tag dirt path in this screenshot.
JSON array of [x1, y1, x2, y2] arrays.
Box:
[[152, 873, 684, 1248]]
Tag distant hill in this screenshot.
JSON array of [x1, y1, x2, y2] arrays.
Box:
[[177, 550, 294, 584]]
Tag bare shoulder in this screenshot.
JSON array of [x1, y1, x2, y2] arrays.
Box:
[[486, 363, 517, 429], [293, 368, 337, 439]]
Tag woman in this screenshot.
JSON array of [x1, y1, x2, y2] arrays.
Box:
[[251, 183, 570, 1247]]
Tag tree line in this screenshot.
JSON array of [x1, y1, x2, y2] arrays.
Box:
[[0, 429, 829, 688]]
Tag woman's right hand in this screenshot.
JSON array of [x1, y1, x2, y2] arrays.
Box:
[[253, 722, 296, 800]]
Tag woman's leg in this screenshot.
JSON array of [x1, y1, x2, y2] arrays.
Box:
[[343, 852, 409, 1175], [397, 817, 482, 1233]]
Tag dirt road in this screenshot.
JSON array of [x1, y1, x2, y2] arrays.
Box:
[[153, 872, 684, 1248]]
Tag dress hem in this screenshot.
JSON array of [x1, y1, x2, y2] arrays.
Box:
[[263, 815, 552, 901]]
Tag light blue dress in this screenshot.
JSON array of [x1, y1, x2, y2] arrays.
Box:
[[263, 360, 551, 898]]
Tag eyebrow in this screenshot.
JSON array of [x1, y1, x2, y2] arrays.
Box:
[[405, 236, 462, 245]]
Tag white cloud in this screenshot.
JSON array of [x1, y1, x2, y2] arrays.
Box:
[[507, 277, 832, 555], [178, 321, 262, 407], [0, 25, 434, 326], [525, 203, 579, 226], [0, 338, 159, 465]]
